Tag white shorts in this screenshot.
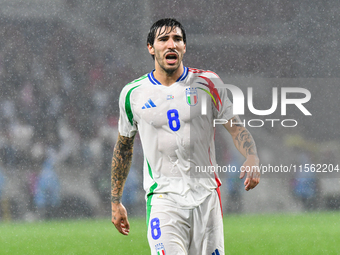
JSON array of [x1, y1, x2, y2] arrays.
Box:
[[147, 190, 224, 255]]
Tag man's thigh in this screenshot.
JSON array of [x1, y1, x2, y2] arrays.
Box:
[[147, 204, 191, 255], [189, 191, 224, 255]]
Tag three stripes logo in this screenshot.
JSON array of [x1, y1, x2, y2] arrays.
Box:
[[212, 249, 220, 255], [142, 99, 156, 109]]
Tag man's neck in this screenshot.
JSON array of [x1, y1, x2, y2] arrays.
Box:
[[153, 64, 184, 86]]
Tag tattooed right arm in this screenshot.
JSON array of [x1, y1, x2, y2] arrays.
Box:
[[111, 133, 135, 204], [111, 132, 135, 235]]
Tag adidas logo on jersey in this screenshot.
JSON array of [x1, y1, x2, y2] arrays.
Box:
[[142, 99, 156, 109]]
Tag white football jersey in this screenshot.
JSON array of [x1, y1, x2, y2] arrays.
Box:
[[118, 67, 234, 209]]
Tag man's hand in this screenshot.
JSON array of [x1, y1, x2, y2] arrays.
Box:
[[112, 202, 130, 235], [240, 155, 260, 191]]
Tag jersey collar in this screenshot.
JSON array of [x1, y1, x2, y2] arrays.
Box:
[[148, 66, 188, 85]]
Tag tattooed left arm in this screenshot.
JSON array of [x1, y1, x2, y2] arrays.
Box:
[[224, 115, 260, 191]]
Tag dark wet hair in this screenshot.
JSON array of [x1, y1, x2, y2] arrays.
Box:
[[147, 18, 186, 48]]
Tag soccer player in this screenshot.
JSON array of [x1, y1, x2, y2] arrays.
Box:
[[111, 18, 260, 255]]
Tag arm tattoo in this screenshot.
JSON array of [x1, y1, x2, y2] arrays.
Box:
[[111, 134, 135, 203], [230, 116, 244, 128], [235, 129, 257, 156], [231, 116, 257, 157]]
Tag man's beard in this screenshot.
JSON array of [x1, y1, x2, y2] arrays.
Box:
[[156, 55, 180, 75]]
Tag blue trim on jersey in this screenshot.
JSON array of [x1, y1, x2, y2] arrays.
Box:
[[148, 66, 188, 85], [148, 72, 161, 85], [177, 66, 188, 82]]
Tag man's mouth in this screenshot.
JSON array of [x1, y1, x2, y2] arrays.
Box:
[[165, 52, 178, 64]]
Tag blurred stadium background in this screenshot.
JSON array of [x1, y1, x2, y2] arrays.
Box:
[[0, 0, 339, 223]]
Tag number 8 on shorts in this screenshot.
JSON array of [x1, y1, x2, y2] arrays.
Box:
[[150, 217, 161, 240]]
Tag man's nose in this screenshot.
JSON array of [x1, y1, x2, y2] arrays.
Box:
[[167, 38, 176, 49]]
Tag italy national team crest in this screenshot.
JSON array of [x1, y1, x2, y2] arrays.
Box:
[[155, 243, 166, 255], [186, 87, 198, 106]]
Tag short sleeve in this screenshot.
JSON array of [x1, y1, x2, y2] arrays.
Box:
[[210, 75, 234, 121], [214, 86, 234, 121], [118, 86, 138, 138]]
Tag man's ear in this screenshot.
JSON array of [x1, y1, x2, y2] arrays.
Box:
[[147, 43, 155, 56], [183, 43, 186, 54]]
